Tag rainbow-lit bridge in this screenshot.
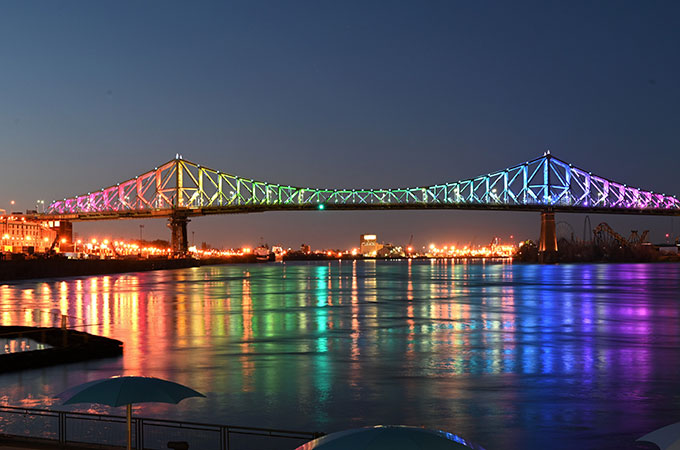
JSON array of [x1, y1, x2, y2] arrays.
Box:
[[41, 152, 680, 254]]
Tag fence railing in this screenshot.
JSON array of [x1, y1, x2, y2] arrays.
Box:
[[0, 405, 323, 450]]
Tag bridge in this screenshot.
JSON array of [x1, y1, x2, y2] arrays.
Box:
[[41, 152, 680, 257]]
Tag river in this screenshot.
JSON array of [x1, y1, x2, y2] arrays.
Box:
[[0, 260, 678, 449]]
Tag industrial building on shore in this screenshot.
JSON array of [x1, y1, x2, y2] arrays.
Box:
[[1, 215, 58, 254]]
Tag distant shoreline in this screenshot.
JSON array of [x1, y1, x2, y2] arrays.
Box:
[[3, 254, 676, 283], [0, 255, 515, 282], [0, 257, 202, 282]]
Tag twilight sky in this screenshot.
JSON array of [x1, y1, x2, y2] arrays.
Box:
[[1, 1, 679, 249]]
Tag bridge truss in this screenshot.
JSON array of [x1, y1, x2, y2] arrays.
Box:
[[46, 153, 680, 219]]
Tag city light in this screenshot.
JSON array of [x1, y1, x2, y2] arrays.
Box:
[[0, 214, 520, 260], [421, 242, 516, 258]]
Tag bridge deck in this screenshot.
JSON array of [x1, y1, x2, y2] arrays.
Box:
[[35, 202, 680, 222]]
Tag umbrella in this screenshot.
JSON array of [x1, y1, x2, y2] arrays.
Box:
[[294, 425, 486, 450], [638, 422, 680, 450], [57, 376, 205, 450]]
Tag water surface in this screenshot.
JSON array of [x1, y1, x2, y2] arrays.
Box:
[[1, 260, 678, 449]]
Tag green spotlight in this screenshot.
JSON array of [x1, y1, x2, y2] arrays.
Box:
[[318, 204, 325, 210]]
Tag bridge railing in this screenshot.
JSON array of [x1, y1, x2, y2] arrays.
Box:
[[0, 405, 322, 450]]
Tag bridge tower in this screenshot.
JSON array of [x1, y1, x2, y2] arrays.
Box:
[[166, 156, 191, 255], [539, 210, 558, 263]]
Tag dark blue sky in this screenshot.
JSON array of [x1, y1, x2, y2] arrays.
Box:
[[1, 1, 678, 249]]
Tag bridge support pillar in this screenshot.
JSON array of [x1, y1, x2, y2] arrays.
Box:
[[168, 214, 190, 255], [539, 211, 558, 263], [50, 221, 73, 252]]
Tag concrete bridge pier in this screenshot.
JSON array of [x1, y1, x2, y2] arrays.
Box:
[[539, 210, 558, 263], [168, 214, 190, 255], [49, 220, 73, 251]]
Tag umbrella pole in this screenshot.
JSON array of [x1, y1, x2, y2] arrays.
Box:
[[127, 404, 132, 450]]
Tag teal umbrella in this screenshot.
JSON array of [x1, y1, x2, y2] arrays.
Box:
[[58, 376, 205, 450], [637, 422, 680, 450], [295, 426, 486, 450]]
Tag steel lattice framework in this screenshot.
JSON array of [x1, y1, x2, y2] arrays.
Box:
[[45, 153, 680, 220]]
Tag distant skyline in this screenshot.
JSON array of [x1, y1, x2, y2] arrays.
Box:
[[1, 1, 678, 248]]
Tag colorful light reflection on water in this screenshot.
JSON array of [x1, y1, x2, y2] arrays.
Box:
[[0, 260, 679, 450]]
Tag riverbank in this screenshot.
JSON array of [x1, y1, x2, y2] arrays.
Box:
[[0, 257, 203, 282], [0, 326, 123, 373]]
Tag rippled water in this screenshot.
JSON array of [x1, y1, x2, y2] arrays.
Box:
[[1, 260, 679, 449]]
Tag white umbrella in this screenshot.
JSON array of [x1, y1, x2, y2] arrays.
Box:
[[638, 422, 680, 450], [295, 425, 486, 450]]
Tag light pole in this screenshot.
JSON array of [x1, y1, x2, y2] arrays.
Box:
[[139, 224, 144, 242]]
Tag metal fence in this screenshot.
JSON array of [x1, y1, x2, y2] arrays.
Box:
[[0, 405, 323, 450]]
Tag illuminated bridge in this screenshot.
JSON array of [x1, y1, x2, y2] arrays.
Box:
[[41, 152, 680, 254]]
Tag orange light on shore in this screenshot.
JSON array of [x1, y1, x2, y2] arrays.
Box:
[[423, 242, 516, 258]]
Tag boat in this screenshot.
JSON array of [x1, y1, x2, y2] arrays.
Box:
[[254, 245, 272, 262], [271, 246, 285, 262]]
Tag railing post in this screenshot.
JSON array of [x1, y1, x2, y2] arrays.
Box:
[[58, 411, 65, 446], [61, 314, 68, 347], [136, 418, 143, 450]]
